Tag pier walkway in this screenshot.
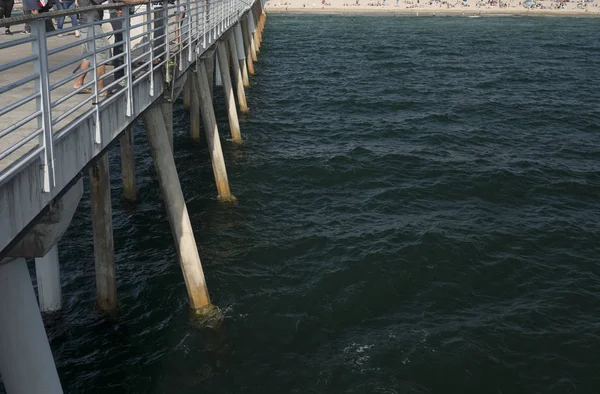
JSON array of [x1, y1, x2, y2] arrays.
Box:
[[0, 0, 266, 392]]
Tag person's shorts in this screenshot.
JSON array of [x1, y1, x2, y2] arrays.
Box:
[[79, 24, 111, 64]]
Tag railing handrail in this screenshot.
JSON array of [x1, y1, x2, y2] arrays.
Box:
[[0, 1, 150, 28], [0, 0, 260, 193]]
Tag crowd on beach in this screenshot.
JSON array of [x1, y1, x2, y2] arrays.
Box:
[[268, 0, 599, 12]]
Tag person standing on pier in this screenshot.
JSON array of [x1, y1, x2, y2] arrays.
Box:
[[56, 0, 80, 37], [108, 0, 130, 86], [0, 0, 15, 34], [73, 0, 137, 95]]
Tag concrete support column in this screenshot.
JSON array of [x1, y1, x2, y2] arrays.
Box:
[[242, 18, 256, 73], [205, 53, 215, 98], [228, 33, 248, 113], [217, 41, 242, 143], [35, 246, 62, 313], [248, 12, 259, 59], [0, 258, 64, 394], [215, 56, 223, 87], [142, 105, 211, 310], [161, 100, 174, 151], [119, 128, 137, 202], [183, 72, 191, 112], [234, 23, 250, 87], [255, 9, 263, 51], [190, 69, 201, 142], [89, 153, 117, 313], [247, 12, 258, 62], [194, 59, 233, 200]]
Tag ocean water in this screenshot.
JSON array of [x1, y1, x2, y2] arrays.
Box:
[[16, 14, 600, 393]]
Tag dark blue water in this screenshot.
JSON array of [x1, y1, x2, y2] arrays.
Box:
[[27, 14, 600, 393]]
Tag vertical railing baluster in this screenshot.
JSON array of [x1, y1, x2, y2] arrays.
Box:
[[203, 0, 207, 49], [31, 19, 55, 192], [90, 20, 101, 144], [123, 7, 134, 117], [147, 3, 154, 96], [187, 0, 192, 62]]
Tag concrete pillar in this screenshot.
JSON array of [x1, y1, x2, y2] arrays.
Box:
[[34, 245, 62, 313], [161, 100, 174, 151], [248, 12, 259, 60], [194, 59, 233, 200], [215, 56, 223, 87], [89, 153, 117, 313], [0, 258, 64, 394], [247, 12, 258, 62], [242, 18, 256, 74], [183, 73, 191, 112], [228, 33, 248, 113], [190, 69, 201, 142], [255, 9, 263, 51], [205, 53, 215, 98], [217, 41, 242, 143], [142, 105, 211, 310], [119, 128, 137, 202], [234, 23, 250, 87]]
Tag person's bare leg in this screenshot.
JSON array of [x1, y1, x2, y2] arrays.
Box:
[[74, 59, 90, 89], [97, 65, 105, 93]]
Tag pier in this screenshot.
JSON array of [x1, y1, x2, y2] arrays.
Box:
[[0, 0, 267, 391]]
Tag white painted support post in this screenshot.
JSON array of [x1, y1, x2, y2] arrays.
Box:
[[161, 100, 174, 151], [89, 153, 118, 313], [194, 59, 233, 200], [34, 246, 62, 312], [242, 18, 256, 73], [119, 128, 137, 202], [227, 33, 248, 113], [142, 105, 211, 309], [190, 69, 202, 142], [234, 23, 250, 87], [0, 258, 64, 394], [216, 41, 242, 143]]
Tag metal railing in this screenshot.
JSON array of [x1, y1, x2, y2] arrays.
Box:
[[0, 0, 257, 191]]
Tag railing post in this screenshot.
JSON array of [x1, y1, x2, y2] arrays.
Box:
[[147, 2, 154, 97], [31, 20, 55, 193], [203, 0, 207, 49], [89, 21, 102, 144], [187, 0, 192, 62], [123, 7, 134, 117]]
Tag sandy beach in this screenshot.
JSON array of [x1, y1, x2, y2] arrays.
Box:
[[266, 0, 600, 16]]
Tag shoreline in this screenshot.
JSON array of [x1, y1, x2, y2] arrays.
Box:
[[266, 5, 600, 16]]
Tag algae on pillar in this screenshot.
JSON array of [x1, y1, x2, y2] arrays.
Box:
[[90, 153, 118, 313], [142, 105, 211, 310]]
